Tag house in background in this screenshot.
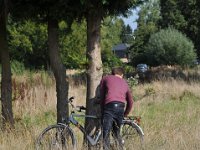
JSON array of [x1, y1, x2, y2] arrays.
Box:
[[112, 43, 130, 63]]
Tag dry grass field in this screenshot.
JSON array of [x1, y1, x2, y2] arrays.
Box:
[[0, 69, 200, 150]]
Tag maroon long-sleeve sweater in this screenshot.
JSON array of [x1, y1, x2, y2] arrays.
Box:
[[100, 75, 133, 116]]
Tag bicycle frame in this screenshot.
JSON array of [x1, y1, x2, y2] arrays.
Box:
[[68, 112, 102, 146], [66, 97, 144, 146]]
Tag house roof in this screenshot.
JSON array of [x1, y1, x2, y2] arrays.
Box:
[[112, 43, 130, 51]]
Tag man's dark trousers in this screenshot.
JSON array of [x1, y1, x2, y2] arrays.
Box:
[[102, 101, 125, 150]]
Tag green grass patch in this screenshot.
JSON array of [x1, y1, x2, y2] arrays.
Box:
[[134, 91, 200, 150], [15, 110, 56, 129]]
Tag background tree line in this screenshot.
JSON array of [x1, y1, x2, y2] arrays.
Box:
[[7, 0, 200, 70], [7, 17, 131, 70], [130, 0, 198, 67]]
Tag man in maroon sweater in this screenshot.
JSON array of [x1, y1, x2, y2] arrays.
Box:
[[100, 67, 133, 150]]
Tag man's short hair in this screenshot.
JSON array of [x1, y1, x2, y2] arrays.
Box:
[[111, 67, 124, 76]]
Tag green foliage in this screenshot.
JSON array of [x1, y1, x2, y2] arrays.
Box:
[[7, 16, 131, 70], [101, 17, 123, 52], [7, 0, 144, 70], [123, 65, 135, 74], [159, 0, 187, 29], [8, 19, 48, 69], [102, 52, 123, 68], [127, 76, 139, 88], [11, 60, 25, 75], [130, 0, 161, 66], [145, 28, 197, 66], [101, 17, 125, 68], [79, 0, 144, 18], [20, 110, 56, 128], [120, 24, 133, 43], [8, 18, 86, 69], [160, 0, 200, 58], [60, 21, 87, 69]]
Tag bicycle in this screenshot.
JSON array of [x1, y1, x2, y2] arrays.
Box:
[[36, 97, 144, 150]]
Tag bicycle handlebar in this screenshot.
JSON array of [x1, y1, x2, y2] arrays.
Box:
[[76, 106, 86, 112], [68, 96, 86, 112], [68, 96, 75, 103]]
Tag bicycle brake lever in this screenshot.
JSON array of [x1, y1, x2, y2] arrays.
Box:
[[68, 96, 75, 102], [76, 106, 86, 112], [80, 106, 86, 110]]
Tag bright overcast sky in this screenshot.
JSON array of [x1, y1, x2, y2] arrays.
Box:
[[121, 9, 139, 31]]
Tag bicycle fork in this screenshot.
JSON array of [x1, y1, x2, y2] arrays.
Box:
[[86, 129, 102, 146]]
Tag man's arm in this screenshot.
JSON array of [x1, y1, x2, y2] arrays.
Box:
[[124, 89, 133, 117]]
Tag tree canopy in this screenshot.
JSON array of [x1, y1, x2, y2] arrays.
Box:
[[145, 28, 197, 66], [7, 17, 129, 69], [130, 0, 160, 66], [160, 0, 200, 57]]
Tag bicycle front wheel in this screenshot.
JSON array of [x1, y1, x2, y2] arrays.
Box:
[[121, 121, 144, 150], [36, 124, 76, 150]]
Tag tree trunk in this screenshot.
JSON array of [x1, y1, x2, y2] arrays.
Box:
[[47, 18, 69, 123], [85, 13, 103, 136], [0, 10, 14, 128]]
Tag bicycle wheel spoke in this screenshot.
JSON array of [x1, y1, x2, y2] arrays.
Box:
[[121, 123, 143, 150], [36, 125, 76, 150]]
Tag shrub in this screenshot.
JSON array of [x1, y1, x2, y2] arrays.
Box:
[[11, 60, 25, 75], [127, 76, 139, 88], [102, 51, 123, 68], [145, 28, 197, 66]]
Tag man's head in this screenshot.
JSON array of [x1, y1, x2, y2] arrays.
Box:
[[111, 67, 124, 77]]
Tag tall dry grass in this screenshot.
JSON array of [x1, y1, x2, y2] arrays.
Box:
[[0, 70, 200, 150], [132, 79, 200, 150], [0, 71, 88, 150]]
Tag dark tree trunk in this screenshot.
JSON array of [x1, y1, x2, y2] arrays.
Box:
[[47, 18, 69, 123], [85, 13, 103, 136], [0, 9, 14, 128]]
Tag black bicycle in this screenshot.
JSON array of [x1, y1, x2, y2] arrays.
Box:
[[36, 97, 144, 150]]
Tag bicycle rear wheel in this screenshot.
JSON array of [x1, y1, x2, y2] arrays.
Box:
[[120, 121, 144, 150], [36, 124, 76, 150]]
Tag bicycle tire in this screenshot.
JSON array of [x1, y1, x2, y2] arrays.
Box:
[[120, 120, 144, 150], [36, 124, 77, 150]]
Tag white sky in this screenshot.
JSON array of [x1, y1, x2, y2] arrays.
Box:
[[121, 9, 139, 31]]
